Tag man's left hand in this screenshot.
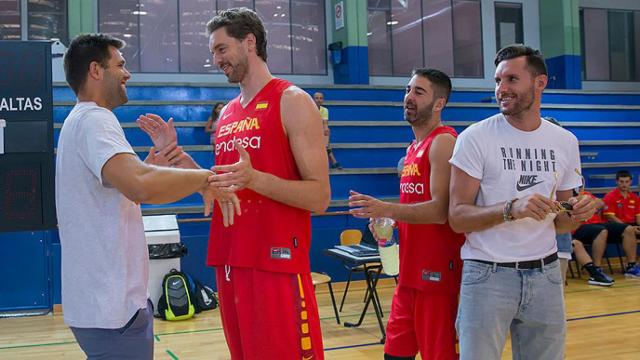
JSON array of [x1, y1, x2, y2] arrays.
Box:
[[209, 140, 258, 191], [563, 194, 597, 222], [137, 113, 178, 150]]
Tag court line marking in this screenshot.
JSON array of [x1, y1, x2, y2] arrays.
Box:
[[166, 349, 179, 360], [2, 286, 639, 352], [565, 281, 640, 294], [566, 309, 640, 322], [325, 341, 381, 351], [0, 313, 364, 350], [321, 309, 640, 352]]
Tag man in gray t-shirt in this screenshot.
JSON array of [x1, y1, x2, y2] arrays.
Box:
[[448, 45, 596, 360], [57, 34, 239, 359]]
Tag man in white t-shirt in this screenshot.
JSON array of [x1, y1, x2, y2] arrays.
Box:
[[57, 34, 239, 359], [448, 45, 596, 360]]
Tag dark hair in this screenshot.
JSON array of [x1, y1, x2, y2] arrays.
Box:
[[211, 102, 225, 120], [206, 7, 268, 62], [494, 44, 547, 76], [63, 33, 125, 95], [616, 170, 632, 180], [411, 68, 452, 103]]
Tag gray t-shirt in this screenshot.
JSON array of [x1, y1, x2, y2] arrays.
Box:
[[55, 101, 148, 329]]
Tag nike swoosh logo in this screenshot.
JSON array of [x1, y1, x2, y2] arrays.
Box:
[[516, 181, 543, 191], [222, 113, 232, 120]]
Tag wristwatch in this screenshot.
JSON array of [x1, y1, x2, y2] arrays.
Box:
[[503, 198, 518, 222]]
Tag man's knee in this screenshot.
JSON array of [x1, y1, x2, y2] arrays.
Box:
[[597, 229, 608, 240], [623, 225, 635, 237]]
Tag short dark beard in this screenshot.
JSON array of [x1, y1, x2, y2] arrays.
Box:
[[500, 86, 535, 118], [103, 71, 128, 110], [225, 51, 249, 84], [405, 100, 435, 126]]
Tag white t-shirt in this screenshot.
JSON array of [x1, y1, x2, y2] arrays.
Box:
[[450, 114, 582, 262], [55, 102, 148, 329]]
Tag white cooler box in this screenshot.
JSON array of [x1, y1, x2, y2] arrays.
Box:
[[143, 215, 181, 315]]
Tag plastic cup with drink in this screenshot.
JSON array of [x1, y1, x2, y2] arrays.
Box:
[[371, 217, 399, 276]]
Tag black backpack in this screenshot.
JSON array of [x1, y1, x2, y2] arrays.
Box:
[[190, 277, 218, 312], [157, 269, 195, 321]]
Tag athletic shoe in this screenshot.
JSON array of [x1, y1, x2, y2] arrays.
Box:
[[588, 267, 614, 286], [624, 264, 640, 279], [330, 162, 342, 170]]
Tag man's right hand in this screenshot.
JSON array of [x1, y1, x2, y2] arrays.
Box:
[[137, 113, 177, 150], [511, 194, 557, 221], [144, 141, 186, 167]]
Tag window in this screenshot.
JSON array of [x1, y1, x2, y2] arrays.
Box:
[[0, 0, 68, 42], [423, 0, 453, 76], [0, 0, 21, 40], [581, 7, 640, 81], [99, 0, 141, 72], [367, 0, 392, 76], [391, 0, 422, 76], [256, 0, 292, 74], [452, 0, 482, 77], [98, 0, 326, 75], [140, 0, 179, 72], [367, 0, 483, 78], [494, 2, 522, 51], [179, 0, 216, 73], [28, 0, 67, 43], [291, 0, 326, 74], [608, 11, 635, 81]]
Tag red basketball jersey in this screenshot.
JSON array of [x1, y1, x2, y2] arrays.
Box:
[[206, 78, 311, 274], [397, 126, 465, 293]]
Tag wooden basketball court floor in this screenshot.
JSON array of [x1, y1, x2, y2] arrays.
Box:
[[1, 273, 638, 359]]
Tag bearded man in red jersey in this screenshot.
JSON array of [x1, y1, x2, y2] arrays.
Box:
[[138, 8, 330, 360], [349, 68, 465, 360]]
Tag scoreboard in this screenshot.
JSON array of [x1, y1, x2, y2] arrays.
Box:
[[0, 41, 56, 232]]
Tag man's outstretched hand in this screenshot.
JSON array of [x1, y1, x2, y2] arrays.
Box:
[[137, 113, 178, 151], [209, 140, 258, 192]]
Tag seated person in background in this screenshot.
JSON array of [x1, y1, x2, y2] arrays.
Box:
[[571, 239, 613, 286], [602, 170, 640, 277], [571, 190, 615, 286], [545, 117, 575, 286], [313, 91, 341, 169], [204, 102, 225, 145], [396, 156, 405, 178]]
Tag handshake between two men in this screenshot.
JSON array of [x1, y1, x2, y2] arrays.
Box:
[[138, 113, 251, 227]]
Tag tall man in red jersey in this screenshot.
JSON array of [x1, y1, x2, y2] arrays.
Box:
[[138, 8, 330, 359], [349, 68, 465, 360]]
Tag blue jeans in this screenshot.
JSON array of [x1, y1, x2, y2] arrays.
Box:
[[456, 259, 565, 360], [70, 300, 154, 360], [555, 233, 572, 254]]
